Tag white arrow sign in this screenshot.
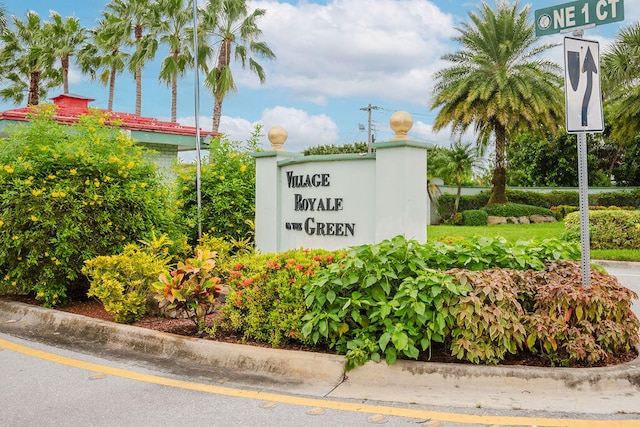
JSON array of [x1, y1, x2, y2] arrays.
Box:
[[564, 37, 604, 133]]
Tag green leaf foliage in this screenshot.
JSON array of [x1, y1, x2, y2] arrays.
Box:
[[83, 243, 170, 323], [217, 235, 635, 369], [436, 189, 640, 222], [422, 236, 580, 271], [461, 209, 488, 226], [563, 210, 640, 249], [448, 268, 526, 364], [302, 236, 470, 370], [0, 106, 174, 306], [219, 249, 342, 347], [514, 261, 640, 366], [302, 142, 368, 156], [153, 248, 222, 333], [173, 132, 258, 246], [482, 203, 553, 218]]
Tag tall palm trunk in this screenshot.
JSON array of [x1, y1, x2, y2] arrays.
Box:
[[212, 97, 223, 133], [135, 67, 142, 115], [171, 73, 177, 122], [211, 39, 231, 133], [454, 176, 462, 214], [61, 55, 70, 94], [134, 25, 143, 115], [488, 123, 508, 205], [171, 51, 178, 122], [28, 70, 40, 105], [108, 65, 117, 111]]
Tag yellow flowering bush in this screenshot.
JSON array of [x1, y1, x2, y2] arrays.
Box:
[[0, 106, 175, 306], [173, 126, 260, 246]]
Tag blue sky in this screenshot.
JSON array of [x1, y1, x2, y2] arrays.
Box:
[[1, 0, 637, 155]]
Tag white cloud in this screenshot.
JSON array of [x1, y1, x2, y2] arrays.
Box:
[[243, 0, 458, 106], [68, 64, 83, 85], [259, 106, 340, 152], [177, 106, 339, 153]]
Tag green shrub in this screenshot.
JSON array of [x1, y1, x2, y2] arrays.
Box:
[[591, 189, 640, 208], [483, 203, 553, 217], [422, 236, 580, 271], [436, 191, 490, 219], [303, 142, 368, 155], [564, 210, 640, 249], [302, 236, 580, 368], [444, 212, 463, 225], [153, 248, 222, 333], [216, 236, 630, 368], [302, 236, 468, 370], [545, 190, 580, 207], [174, 130, 259, 246], [448, 269, 526, 364], [220, 249, 341, 347], [505, 190, 549, 208], [514, 261, 639, 366], [550, 205, 579, 220], [83, 244, 169, 323], [435, 189, 640, 222], [0, 106, 173, 306], [196, 233, 235, 279], [462, 209, 488, 226]]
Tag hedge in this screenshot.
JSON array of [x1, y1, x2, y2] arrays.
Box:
[[564, 210, 640, 249]]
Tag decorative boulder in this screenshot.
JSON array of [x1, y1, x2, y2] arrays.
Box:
[[488, 216, 508, 225], [506, 217, 519, 224], [530, 214, 557, 223], [518, 216, 531, 224]]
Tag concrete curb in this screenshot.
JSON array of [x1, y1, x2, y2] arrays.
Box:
[[1, 300, 640, 413], [0, 301, 346, 395]]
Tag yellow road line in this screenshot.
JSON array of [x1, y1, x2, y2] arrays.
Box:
[[0, 336, 638, 427]]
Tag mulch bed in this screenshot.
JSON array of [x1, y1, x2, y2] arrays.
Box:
[[2, 295, 637, 368]]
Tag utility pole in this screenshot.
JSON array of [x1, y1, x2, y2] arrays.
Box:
[[360, 104, 380, 153]]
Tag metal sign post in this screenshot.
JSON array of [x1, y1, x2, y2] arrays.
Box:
[[576, 132, 591, 287], [536, 1, 623, 287], [563, 35, 604, 288]]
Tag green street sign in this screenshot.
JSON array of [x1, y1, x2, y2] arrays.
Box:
[[535, 0, 624, 37]]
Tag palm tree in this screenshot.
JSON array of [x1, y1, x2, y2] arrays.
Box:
[[0, 11, 60, 105], [104, 0, 158, 115], [431, 140, 484, 215], [78, 14, 130, 111], [431, 1, 563, 205], [0, 3, 8, 36], [47, 12, 88, 94], [602, 23, 640, 145], [201, 0, 275, 132], [156, 0, 194, 122]]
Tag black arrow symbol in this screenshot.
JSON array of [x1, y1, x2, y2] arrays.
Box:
[[581, 46, 597, 126], [567, 51, 580, 92]]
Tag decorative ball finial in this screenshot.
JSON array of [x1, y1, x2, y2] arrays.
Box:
[[267, 126, 288, 151], [389, 111, 413, 141]]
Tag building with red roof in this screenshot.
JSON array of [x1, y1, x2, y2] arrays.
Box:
[[0, 93, 219, 172]]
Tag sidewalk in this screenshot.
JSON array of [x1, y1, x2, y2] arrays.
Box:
[[1, 300, 639, 416]]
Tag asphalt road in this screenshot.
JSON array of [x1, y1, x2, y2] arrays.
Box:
[[598, 263, 640, 318]]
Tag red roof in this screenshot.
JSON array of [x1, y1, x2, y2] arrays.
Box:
[[0, 94, 219, 139]]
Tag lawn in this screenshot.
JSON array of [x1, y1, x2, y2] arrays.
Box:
[[427, 222, 640, 262]]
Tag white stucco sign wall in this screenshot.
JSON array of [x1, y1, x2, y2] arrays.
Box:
[[253, 112, 430, 253], [278, 156, 376, 250]]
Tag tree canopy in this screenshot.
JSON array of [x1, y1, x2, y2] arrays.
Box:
[[431, 0, 563, 204]]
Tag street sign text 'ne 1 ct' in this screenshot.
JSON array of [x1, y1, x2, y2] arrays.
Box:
[[535, 0, 624, 37]]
